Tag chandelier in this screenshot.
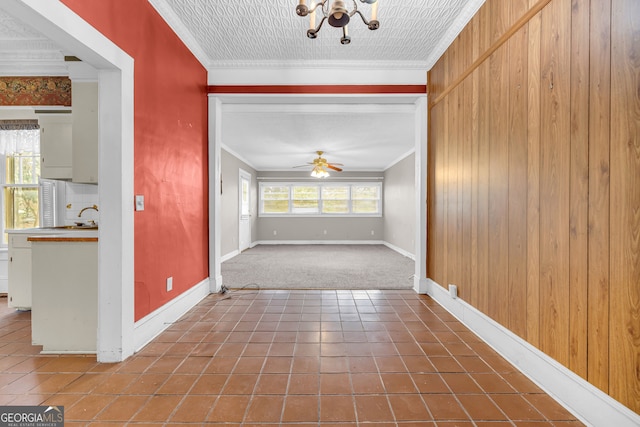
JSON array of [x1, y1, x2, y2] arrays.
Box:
[[295, 0, 379, 45]]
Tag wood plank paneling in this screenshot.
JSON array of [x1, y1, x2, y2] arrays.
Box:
[[487, 1, 510, 326], [568, 0, 590, 380], [426, 0, 639, 411], [460, 25, 473, 303], [609, 0, 640, 413], [508, 0, 529, 339], [476, 4, 492, 314], [446, 46, 459, 293], [470, 13, 481, 307], [526, 0, 542, 348], [538, 0, 572, 367], [588, 0, 611, 393]]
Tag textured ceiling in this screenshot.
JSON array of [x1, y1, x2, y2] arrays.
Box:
[[0, 1, 484, 172], [150, 0, 481, 71], [0, 8, 68, 75]]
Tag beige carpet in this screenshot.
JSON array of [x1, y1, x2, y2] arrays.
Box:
[[221, 244, 415, 290]]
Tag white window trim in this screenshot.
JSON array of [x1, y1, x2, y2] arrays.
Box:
[[259, 181, 382, 218]]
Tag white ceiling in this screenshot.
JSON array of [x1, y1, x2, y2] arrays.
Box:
[[0, 1, 483, 172]]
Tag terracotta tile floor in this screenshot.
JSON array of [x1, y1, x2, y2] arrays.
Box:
[[0, 290, 585, 426]]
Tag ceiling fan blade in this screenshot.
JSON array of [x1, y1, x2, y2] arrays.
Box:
[[326, 164, 342, 172], [293, 163, 314, 168], [327, 162, 344, 166]]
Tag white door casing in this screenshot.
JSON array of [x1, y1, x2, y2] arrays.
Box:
[[238, 169, 251, 252]]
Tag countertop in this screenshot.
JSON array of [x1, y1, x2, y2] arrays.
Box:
[[8, 227, 98, 240], [28, 234, 98, 242]]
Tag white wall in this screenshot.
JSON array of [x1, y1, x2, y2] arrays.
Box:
[[221, 148, 257, 257], [383, 152, 415, 256], [219, 150, 418, 257], [255, 170, 385, 243], [64, 182, 99, 225]]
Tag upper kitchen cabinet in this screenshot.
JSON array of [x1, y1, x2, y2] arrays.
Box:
[[71, 81, 98, 183], [39, 113, 73, 180], [37, 81, 98, 183]]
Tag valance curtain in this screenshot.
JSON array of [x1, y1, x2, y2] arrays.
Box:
[[0, 120, 40, 156]]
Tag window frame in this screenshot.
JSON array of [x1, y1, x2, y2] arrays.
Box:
[[0, 127, 42, 247], [259, 181, 382, 217]]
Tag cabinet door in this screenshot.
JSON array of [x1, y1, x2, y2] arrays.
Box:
[[72, 82, 99, 183], [8, 245, 32, 310], [39, 115, 73, 180]]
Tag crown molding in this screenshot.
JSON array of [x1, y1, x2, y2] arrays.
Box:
[[147, 0, 211, 69]]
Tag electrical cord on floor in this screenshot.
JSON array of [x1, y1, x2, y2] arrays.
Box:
[[216, 282, 261, 300], [163, 283, 262, 325]]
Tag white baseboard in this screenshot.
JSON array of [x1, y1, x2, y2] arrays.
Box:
[[414, 276, 428, 294], [383, 241, 415, 260], [133, 278, 210, 352], [426, 278, 640, 427], [255, 240, 386, 245], [221, 250, 239, 263]]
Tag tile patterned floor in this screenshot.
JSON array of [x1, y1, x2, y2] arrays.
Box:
[[0, 290, 584, 426]]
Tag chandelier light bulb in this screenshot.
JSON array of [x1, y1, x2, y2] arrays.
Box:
[[297, 0, 380, 43]]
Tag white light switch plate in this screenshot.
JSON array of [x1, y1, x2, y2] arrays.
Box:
[[135, 195, 144, 211]]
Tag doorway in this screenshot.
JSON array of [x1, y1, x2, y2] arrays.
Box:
[[238, 168, 251, 252]]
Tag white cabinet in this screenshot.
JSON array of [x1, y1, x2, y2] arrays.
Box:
[[7, 234, 32, 310], [36, 81, 98, 183], [7, 230, 60, 310], [72, 81, 98, 183], [30, 237, 98, 353], [39, 114, 73, 180]]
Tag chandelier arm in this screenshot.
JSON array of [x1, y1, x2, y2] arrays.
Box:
[[309, 1, 326, 15], [353, 9, 380, 30], [353, 9, 370, 25], [315, 16, 327, 32], [349, 0, 358, 17], [321, 0, 330, 17]]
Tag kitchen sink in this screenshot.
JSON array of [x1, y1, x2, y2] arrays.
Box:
[[42, 225, 98, 230]]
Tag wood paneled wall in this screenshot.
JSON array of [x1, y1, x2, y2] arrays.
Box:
[[427, 0, 639, 413]]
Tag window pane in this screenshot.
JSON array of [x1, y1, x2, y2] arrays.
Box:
[[241, 178, 250, 216], [353, 199, 379, 213], [259, 182, 381, 217], [4, 186, 39, 230], [293, 186, 318, 199], [292, 186, 318, 213], [292, 199, 318, 213], [263, 200, 289, 213], [322, 200, 349, 213], [262, 186, 289, 200], [322, 186, 349, 199], [352, 185, 380, 200], [6, 153, 40, 185]]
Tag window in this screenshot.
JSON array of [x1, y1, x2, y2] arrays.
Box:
[[259, 182, 382, 217], [0, 124, 41, 245]]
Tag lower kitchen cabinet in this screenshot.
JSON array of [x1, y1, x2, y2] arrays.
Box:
[[30, 237, 97, 353], [8, 234, 33, 310]]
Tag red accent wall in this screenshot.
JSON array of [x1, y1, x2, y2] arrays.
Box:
[[61, 0, 209, 321]]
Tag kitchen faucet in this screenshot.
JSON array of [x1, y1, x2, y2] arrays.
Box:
[[78, 204, 99, 218]]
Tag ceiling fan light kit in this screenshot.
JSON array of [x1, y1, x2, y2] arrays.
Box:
[[295, 151, 343, 178], [296, 0, 380, 45], [311, 166, 331, 178]]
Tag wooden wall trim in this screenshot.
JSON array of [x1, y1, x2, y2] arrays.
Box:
[[430, 0, 552, 107], [207, 85, 427, 95]]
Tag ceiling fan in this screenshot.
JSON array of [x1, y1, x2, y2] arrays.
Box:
[[294, 151, 343, 177]]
